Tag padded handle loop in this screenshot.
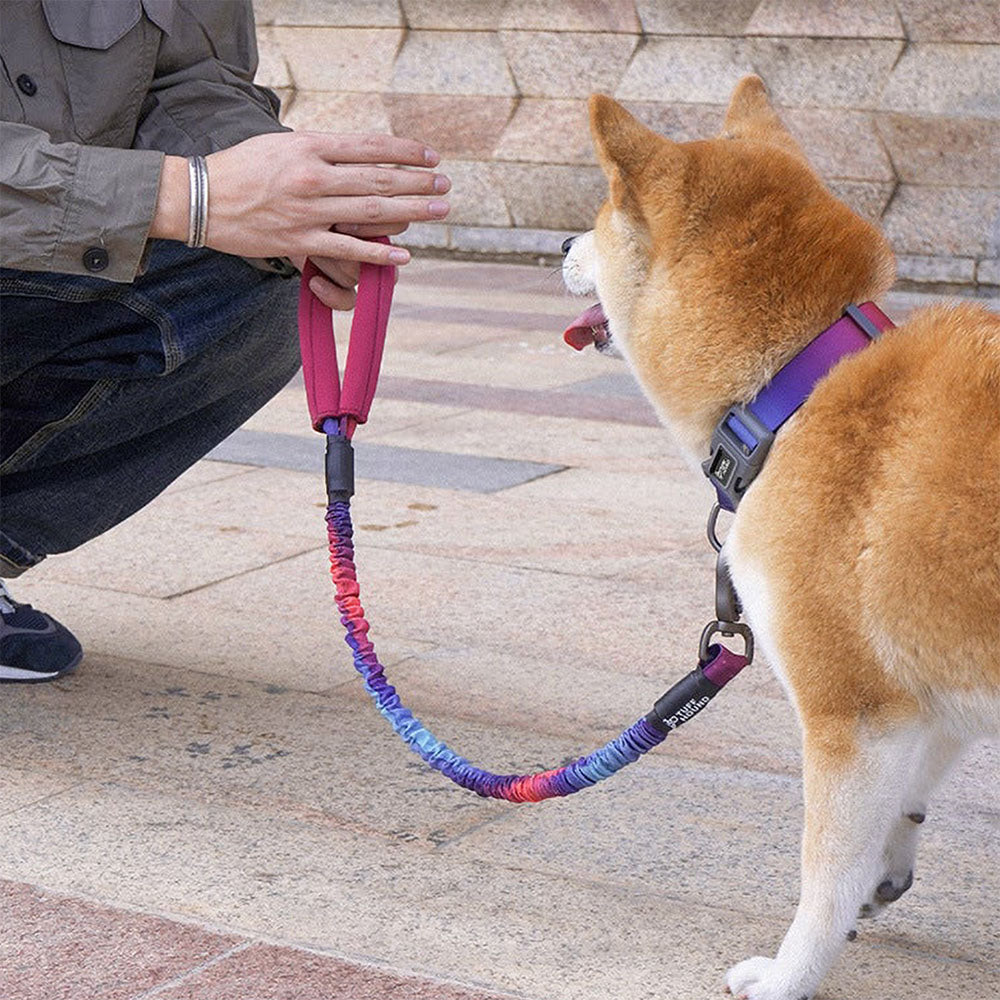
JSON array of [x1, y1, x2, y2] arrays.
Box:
[[298, 258, 340, 431], [341, 246, 396, 426], [298, 238, 397, 432]]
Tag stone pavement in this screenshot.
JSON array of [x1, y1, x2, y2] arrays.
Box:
[[2, 259, 998, 1000]]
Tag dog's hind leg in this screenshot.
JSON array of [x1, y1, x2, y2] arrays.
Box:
[[726, 716, 927, 1000], [860, 726, 964, 919]]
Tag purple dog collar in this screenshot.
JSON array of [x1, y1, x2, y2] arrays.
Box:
[[704, 302, 894, 510]]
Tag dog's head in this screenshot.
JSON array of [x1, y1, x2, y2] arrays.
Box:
[[563, 76, 896, 458]]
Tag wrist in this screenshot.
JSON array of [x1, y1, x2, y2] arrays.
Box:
[[149, 155, 189, 242]]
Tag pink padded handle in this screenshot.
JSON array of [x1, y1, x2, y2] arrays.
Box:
[[297, 242, 396, 432]]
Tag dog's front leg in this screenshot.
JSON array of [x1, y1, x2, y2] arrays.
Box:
[[726, 719, 927, 1000]]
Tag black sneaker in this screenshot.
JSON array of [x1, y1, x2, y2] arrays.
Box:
[[0, 582, 82, 683]]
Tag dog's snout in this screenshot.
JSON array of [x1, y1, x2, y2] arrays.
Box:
[[561, 236, 577, 255]]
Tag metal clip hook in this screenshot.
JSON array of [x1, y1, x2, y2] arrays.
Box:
[[699, 620, 754, 664]]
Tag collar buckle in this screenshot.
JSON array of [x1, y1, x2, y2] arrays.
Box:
[[702, 403, 775, 511]]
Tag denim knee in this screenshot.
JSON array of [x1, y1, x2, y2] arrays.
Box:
[[0, 247, 302, 567]]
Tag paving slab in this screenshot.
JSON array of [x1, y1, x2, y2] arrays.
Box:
[[0, 880, 240, 1000], [25, 520, 321, 600], [209, 429, 567, 493], [7, 573, 432, 692]]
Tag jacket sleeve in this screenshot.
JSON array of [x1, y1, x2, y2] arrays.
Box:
[[0, 121, 164, 282], [132, 0, 289, 157], [1, 1, 286, 282]]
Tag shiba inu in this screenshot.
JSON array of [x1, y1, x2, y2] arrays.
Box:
[[562, 76, 1000, 1000]]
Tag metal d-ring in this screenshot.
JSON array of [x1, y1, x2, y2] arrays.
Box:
[[699, 620, 754, 664], [707, 503, 725, 552]]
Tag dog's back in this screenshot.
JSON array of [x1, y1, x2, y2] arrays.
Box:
[[733, 302, 1000, 733]]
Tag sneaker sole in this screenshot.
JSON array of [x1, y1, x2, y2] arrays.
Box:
[[0, 650, 83, 684]]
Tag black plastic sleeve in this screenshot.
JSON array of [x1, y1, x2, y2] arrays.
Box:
[[645, 667, 721, 735], [325, 435, 355, 502]]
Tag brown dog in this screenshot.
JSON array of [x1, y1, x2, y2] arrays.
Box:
[[562, 76, 1000, 1000]]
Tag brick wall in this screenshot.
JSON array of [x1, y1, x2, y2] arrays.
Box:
[[254, 0, 1000, 288]]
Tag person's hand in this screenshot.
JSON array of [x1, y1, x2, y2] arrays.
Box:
[[151, 131, 451, 308], [290, 217, 410, 310]]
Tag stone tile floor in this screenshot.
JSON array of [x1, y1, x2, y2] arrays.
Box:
[[2, 259, 998, 1000]]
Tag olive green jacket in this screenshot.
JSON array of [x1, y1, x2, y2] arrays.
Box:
[[0, 0, 286, 282]]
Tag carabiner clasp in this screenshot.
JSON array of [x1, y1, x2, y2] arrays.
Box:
[[699, 619, 754, 665]]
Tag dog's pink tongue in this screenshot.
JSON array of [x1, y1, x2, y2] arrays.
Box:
[[563, 303, 608, 351]]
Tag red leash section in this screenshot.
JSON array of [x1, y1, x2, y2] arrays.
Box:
[[297, 244, 396, 435], [297, 252, 752, 801]]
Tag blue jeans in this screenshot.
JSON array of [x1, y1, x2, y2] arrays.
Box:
[[0, 241, 301, 576]]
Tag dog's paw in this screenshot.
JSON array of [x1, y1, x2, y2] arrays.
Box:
[[858, 868, 914, 919], [724, 956, 810, 1000]]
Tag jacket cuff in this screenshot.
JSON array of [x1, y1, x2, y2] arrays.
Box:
[[50, 145, 165, 283]]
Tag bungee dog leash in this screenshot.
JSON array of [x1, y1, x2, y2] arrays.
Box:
[[298, 247, 755, 802]]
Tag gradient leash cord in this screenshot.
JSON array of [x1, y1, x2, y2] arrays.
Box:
[[325, 494, 670, 802], [303, 259, 750, 803], [322, 421, 752, 803]]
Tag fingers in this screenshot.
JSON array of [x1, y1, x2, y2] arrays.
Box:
[[308, 271, 357, 311], [335, 221, 409, 238], [306, 232, 412, 266], [310, 257, 360, 289], [316, 165, 450, 198], [319, 195, 449, 226], [304, 131, 440, 168]]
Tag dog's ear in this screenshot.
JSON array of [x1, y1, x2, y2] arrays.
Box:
[[589, 94, 681, 224], [722, 75, 805, 160]]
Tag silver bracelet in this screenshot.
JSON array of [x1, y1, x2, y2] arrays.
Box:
[[186, 155, 209, 248]]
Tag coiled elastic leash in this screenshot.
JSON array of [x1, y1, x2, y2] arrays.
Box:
[[299, 251, 752, 802]]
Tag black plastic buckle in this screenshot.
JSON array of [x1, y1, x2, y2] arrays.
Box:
[[701, 403, 775, 511]]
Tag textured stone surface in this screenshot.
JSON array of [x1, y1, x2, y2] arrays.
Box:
[[616, 37, 754, 104], [253, 0, 403, 27], [896, 0, 1000, 43], [272, 26, 402, 92], [783, 107, 895, 180], [211, 430, 565, 492], [392, 31, 517, 96], [495, 98, 593, 164], [883, 186, 1000, 256], [384, 94, 516, 158], [876, 114, 1000, 187], [826, 180, 895, 222], [447, 224, 576, 256], [881, 43, 1000, 119], [634, 0, 760, 35], [248, 3, 997, 282], [497, 163, 607, 229], [397, 220, 451, 250], [40, 518, 320, 599], [281, 92, 391, 133], [439, 160, 511, 226], [255, 26, 291, 89], [501, 31, 637, 99], [399, 0, 507, 31], [153, 942, 519, 1000], [0, 881, 239, 1000], [896, 255, 977, 285], [623, 101, 725, 142], [979, 259, 1000, 286], [746, 0, 903, 38], [500, 0, 641, 33], [749, 38, 904, 109]]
